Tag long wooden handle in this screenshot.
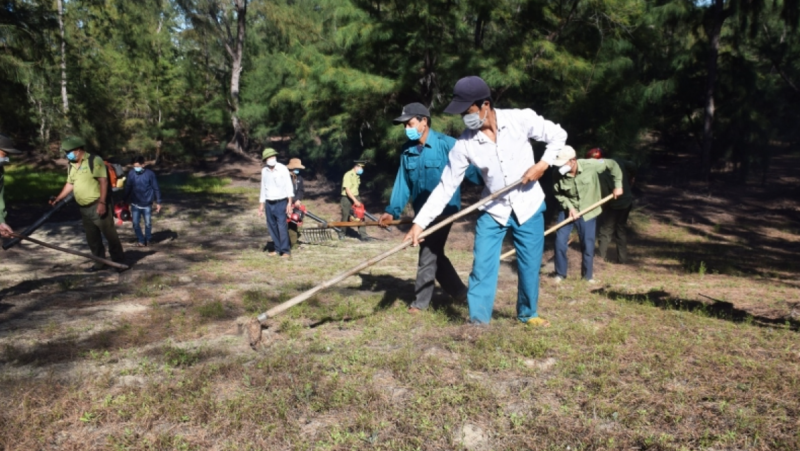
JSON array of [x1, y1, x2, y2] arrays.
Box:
[[499, 194, 614, 260], [257, 179, 525, 322], [316, 219, 413, 228], [10, 233, 130, 270]]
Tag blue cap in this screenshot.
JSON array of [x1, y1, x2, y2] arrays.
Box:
[[443, 76, 492, 114]]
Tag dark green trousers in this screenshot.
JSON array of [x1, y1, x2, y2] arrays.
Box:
[[597, 206, 631, 264], [340, 196, 366, 239], [288, 222, 300, 247], [79, 202, 125, 268]]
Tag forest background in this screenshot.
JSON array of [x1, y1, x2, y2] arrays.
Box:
[[1, 0, 798, 196]]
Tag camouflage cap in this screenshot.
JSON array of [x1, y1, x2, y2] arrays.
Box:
[[0, 134, 21, 154], [61, 136, 87, 152], [261, 148, 278, 160]]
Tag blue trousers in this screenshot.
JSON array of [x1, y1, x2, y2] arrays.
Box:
[[467, 204, 545, 324], [554, 210, 596, 280], [131, 205, 152, 244], [265, 199, 291, 255]]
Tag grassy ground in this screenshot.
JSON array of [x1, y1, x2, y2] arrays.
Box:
[[0, 157, 798, 450]]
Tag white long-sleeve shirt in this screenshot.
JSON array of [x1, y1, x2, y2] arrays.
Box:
[[259, 163, 294, 203], [413, 108, 567, 228]]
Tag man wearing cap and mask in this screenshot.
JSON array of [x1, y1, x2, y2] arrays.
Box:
[[379, 103, 483, 314], [286, 157, 305, 249], [0, 134, 22, 238], [50, 136, 126, 271], [340, 160, 371, 241], [258, 148, 294, 257], [551, 145, 623, 283], [405, 76, 567, 327]]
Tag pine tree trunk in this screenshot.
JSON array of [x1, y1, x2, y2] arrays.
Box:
[[225, 0, 248, 157], [57, 0, 69, 116], [702, 0, 724, 181]]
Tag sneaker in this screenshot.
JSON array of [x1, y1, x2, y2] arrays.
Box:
[[408, 307, 422, 315], [268, 251, 277, 256], [552, 275, 564, 284], [280, 254, 291, 259], [525, 317, 551, 327], [585, 279, 597, 285], [359, 235, 376, 242]]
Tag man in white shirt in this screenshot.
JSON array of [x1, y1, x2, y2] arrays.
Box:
[[405, 76, 567, 326], [258, 148, 294, 257]]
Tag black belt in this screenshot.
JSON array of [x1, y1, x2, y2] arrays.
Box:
[[265, 199, 286, 204]]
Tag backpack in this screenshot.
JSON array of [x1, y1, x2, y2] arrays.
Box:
[[86, 156, 123, 188]]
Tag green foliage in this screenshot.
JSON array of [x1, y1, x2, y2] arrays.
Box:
[[3, 166, 65, 202]]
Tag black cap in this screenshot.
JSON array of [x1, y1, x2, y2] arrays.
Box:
[[393, 103, 431, 124], [354, 159, 370, 165], [443, 76, 492, 114], [0, 134, 21, 154]]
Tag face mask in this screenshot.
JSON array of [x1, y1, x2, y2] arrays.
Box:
[[266, 157, 277, 167], [66, 152, 77, 161], [463, 107, 488, 130], [559, 164, 571, 175], [293, 169, 300, 175], [0, 157, 9, 166], [405, 125, 422, 141], [134, 167, 144, 173], [356, 168, 363, 176]]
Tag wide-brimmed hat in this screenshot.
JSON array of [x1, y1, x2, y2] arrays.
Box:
[[61, 136, 86, 152], [0, 134, 21, 154], [443, 76, 492, 114], [287, 158, 305, 170], [261, 148, 278, 160], [393, 103, 431, 124], [553, 146, 577, 167]]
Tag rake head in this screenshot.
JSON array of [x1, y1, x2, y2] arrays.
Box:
[[300, 228, 336, 243]]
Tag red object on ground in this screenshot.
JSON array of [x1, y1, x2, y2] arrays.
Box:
[[114, 202, 131, 226]]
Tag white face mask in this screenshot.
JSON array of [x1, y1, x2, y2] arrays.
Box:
[[266, 157, 277, 167], [559, 164, 571, 175]]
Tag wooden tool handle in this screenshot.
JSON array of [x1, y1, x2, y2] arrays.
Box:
[[257, 179, 525, 323], [10, 233, 130, 270], [499, 194, 614, 260], [316, 219, 413, 228]]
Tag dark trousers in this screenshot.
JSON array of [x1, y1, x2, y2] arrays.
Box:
[[288, 222, 300, 248], [411, 221, 466, 310], [339, 196, 366, 238], [79, 202, 125, 268], [597, 206, 631, 263], [554, 210, 596, 280], [265, 199, 291, 255]]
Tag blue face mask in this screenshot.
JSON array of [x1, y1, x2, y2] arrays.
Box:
[[66, 151, 77, 162], [405, 125, 422, 141], [134, 167, 144, 173], [293, 169, 300, 175], [356, 168, 364, 176]]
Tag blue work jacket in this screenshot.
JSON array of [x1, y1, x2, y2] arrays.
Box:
[[123, 168, 162, 206], [385, 129, 482, 219]]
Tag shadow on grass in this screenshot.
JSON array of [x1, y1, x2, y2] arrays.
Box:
[[599, 288, 800, 331]]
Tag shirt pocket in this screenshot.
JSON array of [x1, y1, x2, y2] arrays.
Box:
[[405, 159, 420, 182], [424, 159, 442, 186]]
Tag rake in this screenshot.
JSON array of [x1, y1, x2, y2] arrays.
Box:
[[247, 179, 526, 348]]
